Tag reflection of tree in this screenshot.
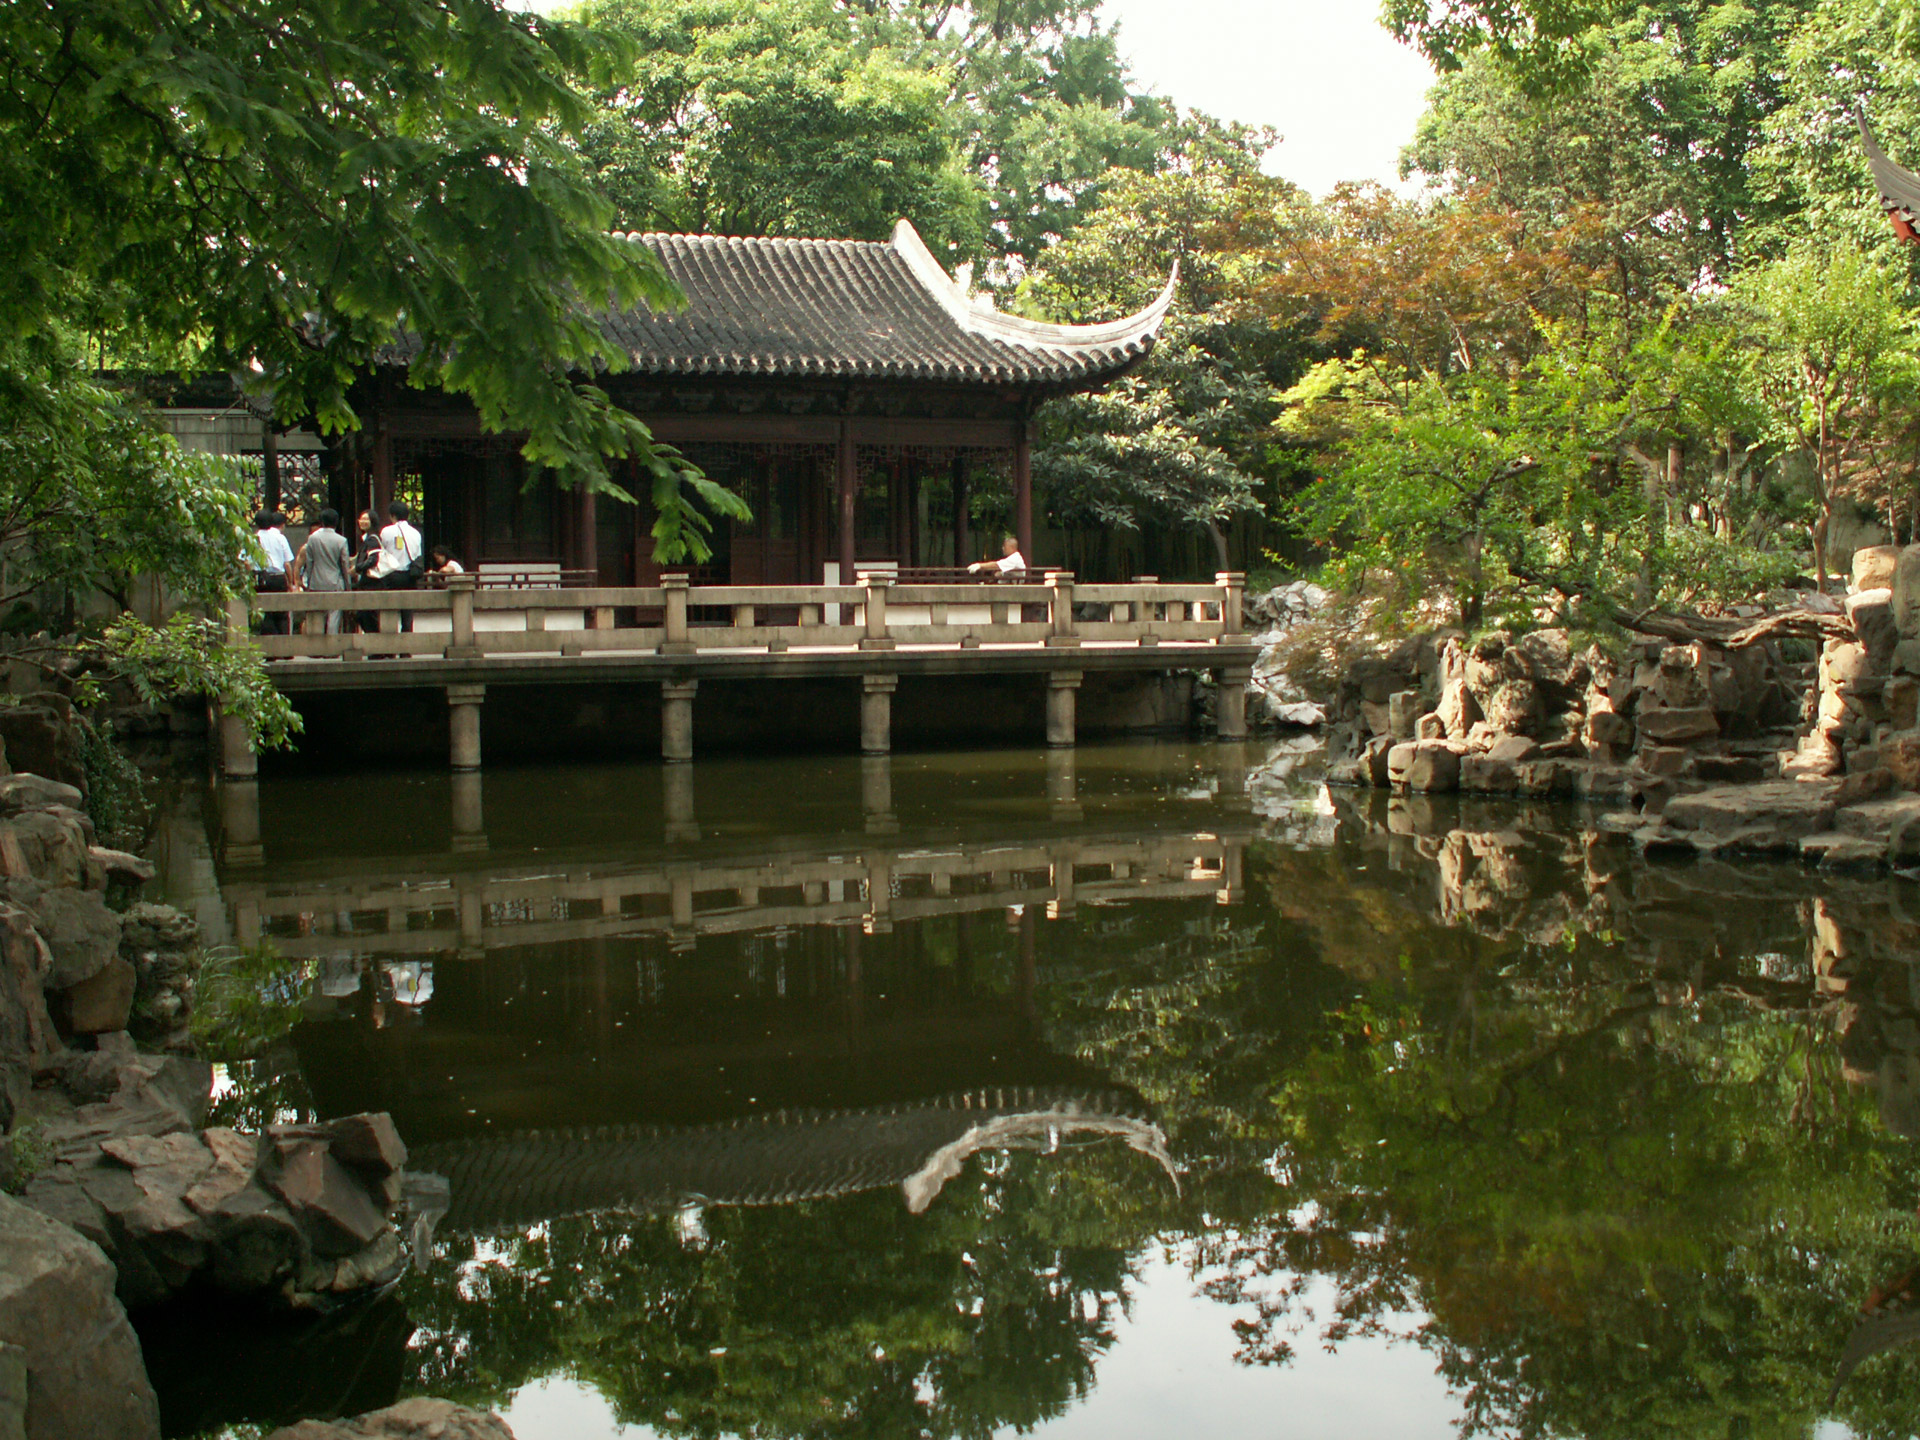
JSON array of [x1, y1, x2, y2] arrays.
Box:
[[290, 809, 1920, 1439], [401, 1147, 1167, 1439], [1183, 831, 1920, 1440]]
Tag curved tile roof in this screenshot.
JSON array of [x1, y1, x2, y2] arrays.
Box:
[[1860, 109, 1920, 242], [600, 219, 1176, 387]]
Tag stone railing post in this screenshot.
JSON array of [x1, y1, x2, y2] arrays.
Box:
[[1215, 571, 1245, 640], [860, 573, 895, 651], [1046, 571, 1079, 648], [446, 573, 480, 659], [661, 575, 695, 656], [219, 597, 259, 778]]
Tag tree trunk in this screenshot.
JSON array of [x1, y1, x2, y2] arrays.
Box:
[[1811, 499, 1831, 593], [1205, 519, 1230, 572]]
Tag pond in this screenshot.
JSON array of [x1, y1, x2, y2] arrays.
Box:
[[142, 740, 1920, 1440]]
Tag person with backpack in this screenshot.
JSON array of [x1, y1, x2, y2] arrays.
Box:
[[368, 500, 425, 634]]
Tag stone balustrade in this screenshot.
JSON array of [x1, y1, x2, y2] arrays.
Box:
[[218, 575, 1254, 775], [240, 574, 1243, 660]]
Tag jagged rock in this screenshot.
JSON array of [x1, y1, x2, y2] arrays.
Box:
[[1888, 676, 1920, 732], [1636, 707, 1719, 743], [1823, 640, 1876, 689], [0, 906, 54, 1125], [1485, 735, 1540, 765], [118, 903, 198, 954], [0, 810, 91, 889], [1361, 735, 1391, 787], [1415, 712, 1445, 740], [1895, 543, 1920, 637], [1893, 810, 1920, 866], [1267, 701, 1325, 728], [1635, 746, 1690, 778], [1833, 791, 1920, 847], [1856, 544, 1902, 593], [1660, 781, 1841, 850], [0, 776, 82, 816], [1649, 644, 1712, 710], [1800, 833, 1886, 867], [1460, 755, 1516, 794], [62, 957, 136, 1034], [1482, 679, 1541, 735], [1886, 731, 1920, 791], [14, 886, 122, 992], [89, 847, 154, 886], [265, 1138, 389, 1256], [1387, 690, 1422, 741], [1513, 760, 1569, 797], [1575, 764, 1636, 801], [0, 1193, 159, 1440], [1436, 678, 1479, 741], [1848, 589, 1899, 672], [325, 1114, 408, 1177], [1586, 708, 1632, 749], [0, 704, 83, 795], [1388, 740, 1462, 794], [23, 1112, 405, 1309], [266, 1398, 516, 1440]]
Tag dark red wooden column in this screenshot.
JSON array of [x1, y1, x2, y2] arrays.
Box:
[[836, 418, 857, 580], [1014, 419, 1033, 564], [578, 487, 598, 580], [371, 423, 393, 519], [950, 454, 970, 567]]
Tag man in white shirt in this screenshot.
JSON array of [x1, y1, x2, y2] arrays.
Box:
[[369, 500, 424, 633], [968, 535, 1025, 577], [252, 511, 295, 634]]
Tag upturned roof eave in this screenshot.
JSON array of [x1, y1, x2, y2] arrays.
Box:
[[1859, 107, 1920, 234]]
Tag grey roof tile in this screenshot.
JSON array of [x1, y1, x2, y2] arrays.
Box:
[[598, 220, 1174, 387]]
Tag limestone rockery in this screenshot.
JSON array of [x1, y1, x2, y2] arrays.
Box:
[[1317, 543, 1920, 869], [0, 717, 442, 1440]]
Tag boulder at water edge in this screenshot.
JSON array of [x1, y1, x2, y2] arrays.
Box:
[[0, 1192, 159, 1440]]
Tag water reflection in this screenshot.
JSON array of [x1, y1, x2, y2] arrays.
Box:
[[147, 743, 1920, 1440]]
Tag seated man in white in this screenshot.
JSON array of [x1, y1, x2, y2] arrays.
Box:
[[968, 535, 1025, 577]]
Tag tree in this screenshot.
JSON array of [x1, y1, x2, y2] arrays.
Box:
[[1025, 165, 1309, 569], [0, 0, 746, 540], [1402, 0, 1818, 295], [572, 0, 985, 253], [1733, 243, 1920, 588]]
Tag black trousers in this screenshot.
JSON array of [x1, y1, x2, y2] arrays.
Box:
[[382, 571, 417, 632], [254, 572, 288, 634]]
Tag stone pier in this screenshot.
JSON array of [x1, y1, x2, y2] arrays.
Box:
[[662, 679, 698, 762], [861, 675, 897, 754], [447, 684, 485, 771]]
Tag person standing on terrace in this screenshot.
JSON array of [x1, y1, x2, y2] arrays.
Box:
[[368, 501, 424, 634]]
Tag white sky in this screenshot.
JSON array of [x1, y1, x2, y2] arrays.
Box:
[[1103, 0, 1437, 194], [514, 0, 1438, 196]]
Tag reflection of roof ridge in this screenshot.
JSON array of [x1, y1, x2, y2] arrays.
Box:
[[411, 1087, 1167, 1233]]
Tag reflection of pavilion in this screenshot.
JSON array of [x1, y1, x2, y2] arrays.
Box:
[[410, 1088, 1174, 1233]]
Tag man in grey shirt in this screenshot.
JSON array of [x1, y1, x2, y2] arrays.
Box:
[[296, 508, 354, 636]]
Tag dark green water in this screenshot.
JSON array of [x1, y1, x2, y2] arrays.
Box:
[[145, 741, 1920, 1439]]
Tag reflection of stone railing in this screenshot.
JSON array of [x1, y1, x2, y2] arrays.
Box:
[[225, 828, 1250, 961], [408, 1088, 1173, 1233]]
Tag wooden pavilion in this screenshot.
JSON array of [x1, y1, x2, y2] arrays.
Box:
[[338, 219, 1175, 586]]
